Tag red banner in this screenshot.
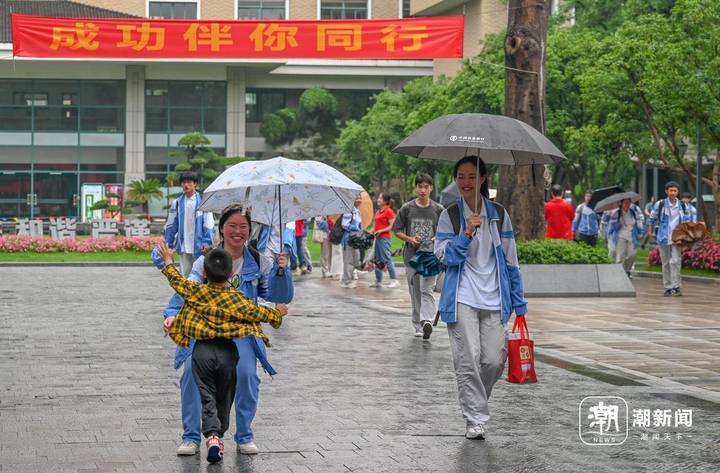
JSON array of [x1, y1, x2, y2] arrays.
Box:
[[11, 14, 463, 60]]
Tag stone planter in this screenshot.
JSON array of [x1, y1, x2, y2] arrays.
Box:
[[520, 264, 635, 297]]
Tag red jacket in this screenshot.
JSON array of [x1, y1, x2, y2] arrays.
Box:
[[544, 198, 575, 239]]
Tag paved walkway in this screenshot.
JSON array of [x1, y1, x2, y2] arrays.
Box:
[[1, 267, 719, 472]]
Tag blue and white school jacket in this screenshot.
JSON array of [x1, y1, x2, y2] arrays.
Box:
[[648, 198, 695, 246], [605, 204, 645, 247], [164, 193, 214, 258], [340, 208, 361, 248], [434, 197, 528, 325], [572, 203, 599, 236]]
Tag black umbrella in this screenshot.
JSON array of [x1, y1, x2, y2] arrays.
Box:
[[588, 186, 624, 210], [392, 113, 566, 165], [440, 182, 461, 208], [594, 192, 641, 213]]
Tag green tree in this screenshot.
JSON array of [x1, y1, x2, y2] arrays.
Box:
[[579, 0, 720, 227], [260, 113, 287, 146], [126, 178, 164, 219], [168, 132, 245, 190], [90, 192, 133, 219], [336, 34, 505, 198]]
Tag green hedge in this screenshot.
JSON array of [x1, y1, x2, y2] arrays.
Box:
[[517, 239, 610, 264]]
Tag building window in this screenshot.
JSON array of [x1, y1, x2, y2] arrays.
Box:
[[145, 81, 227, 133], [0, 80, 125, 132], [237, 0, 286, 19], [402, 0, 410, 18], [148, 1, 198, 19], [320, 0, 368, 19], [245, 89, 286, 122]]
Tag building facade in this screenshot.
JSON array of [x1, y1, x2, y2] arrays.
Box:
[[0, 0, 505, 220]]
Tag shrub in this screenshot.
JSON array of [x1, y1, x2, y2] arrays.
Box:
[[275, 108, 300, 136], [516, 239, 610, 264], [300, 87, 337, 117], [260, 112, 287, 146], [648, 239, 720, 273]]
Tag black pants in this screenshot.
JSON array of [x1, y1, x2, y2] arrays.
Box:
[[578, 233, 598, 247], [192, 338, 239, 438]]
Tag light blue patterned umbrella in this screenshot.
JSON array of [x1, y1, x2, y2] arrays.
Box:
[[198, 156, 364, 227]]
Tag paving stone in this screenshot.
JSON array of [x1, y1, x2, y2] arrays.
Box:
[[1, 267, 719, 472]]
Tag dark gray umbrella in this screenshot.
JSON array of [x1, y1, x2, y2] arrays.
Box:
[[392, 113, 566, 165], [588, 185, 624, 210], [440, 182, 461, 208], [594, 192, 641, 213]]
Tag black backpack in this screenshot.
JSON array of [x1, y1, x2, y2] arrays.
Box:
[[446, 200, 506, 237], [328, 219, 345, 244]]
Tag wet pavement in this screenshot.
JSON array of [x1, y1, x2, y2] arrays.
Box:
[[1, 267, 719, 472]]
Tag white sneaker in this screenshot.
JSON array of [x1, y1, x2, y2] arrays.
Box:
[[237, 441, 259, 455], [385, 279, 401, 288], [176, 441, 199, 455], [368, 281, 382, 288], [339, 281, 357, 289], [352, 270, 359, 280], [414, 331, 423, 337], [466, 424, 486, 440]]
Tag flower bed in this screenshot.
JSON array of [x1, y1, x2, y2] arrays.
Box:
[[647, 239, 720, 273], [0, 235, 163, 253]]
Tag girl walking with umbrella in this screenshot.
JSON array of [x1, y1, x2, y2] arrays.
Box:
[[434, 156, 528, 440]]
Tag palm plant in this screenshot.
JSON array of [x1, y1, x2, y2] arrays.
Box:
[[127, 178, 164, 219]]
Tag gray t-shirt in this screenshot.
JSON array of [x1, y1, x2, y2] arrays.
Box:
[[392, 199, 445, 263]]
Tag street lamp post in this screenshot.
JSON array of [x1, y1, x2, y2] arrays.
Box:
[[696, 125, 704, 222]]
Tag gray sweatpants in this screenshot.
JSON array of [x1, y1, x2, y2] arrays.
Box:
[[615, 238, 637, 272], [320, 240, 333, 277], [179, 252, 195, 277], [447, 304, 508, 427], [659, 244, 682, 289], [341, 245, 359, 284], [405, 266, 437, 332]]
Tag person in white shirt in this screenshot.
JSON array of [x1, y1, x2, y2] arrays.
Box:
[[648, 181, 694, 296], [434, 156, 528, 441], [606, 199, 645, 277], [164, 171, 215, 276]]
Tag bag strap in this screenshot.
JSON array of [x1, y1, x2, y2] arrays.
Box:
[[511, 316, 530, 339], [447, 200, 505, 236]]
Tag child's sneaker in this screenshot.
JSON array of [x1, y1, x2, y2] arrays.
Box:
[[206, 435, 224, 463]]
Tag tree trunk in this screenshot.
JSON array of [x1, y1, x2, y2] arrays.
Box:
[[496, 0, 549, 240]]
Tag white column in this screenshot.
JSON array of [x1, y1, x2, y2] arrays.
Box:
[[226, 66, 246, 158], [124, 65, 145, 186]]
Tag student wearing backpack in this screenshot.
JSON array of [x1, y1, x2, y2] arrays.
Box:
[[648, 181, 695, 296], [392, 174, 445, 339], [606, 198, 645, 277], [434, 156, 528, 441], [572, 191, 600, 246], [339, 195, 363, 288]]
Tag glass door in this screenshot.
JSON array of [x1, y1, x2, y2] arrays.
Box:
[[32, 171, 79, 219], [0, 171, 32, 219]]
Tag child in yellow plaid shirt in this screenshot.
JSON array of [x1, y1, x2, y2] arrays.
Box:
[[157, 242, 288, 464]]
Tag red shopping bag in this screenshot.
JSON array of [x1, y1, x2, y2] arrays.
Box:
[[506, 316, 538, 384]]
